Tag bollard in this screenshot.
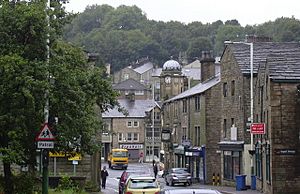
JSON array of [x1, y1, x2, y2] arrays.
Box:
[[212, 173, 215, 185], [217, 173, 220, 186]]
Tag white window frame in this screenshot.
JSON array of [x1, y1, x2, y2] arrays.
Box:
[[127, 121, 132, 127], [118, 133, 123, 142], [127, 132, 133, 142], [133, 121, 139, 127], [133, 133, 139, 141]]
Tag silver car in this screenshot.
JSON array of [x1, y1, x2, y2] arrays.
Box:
[[164, 168, 192, 186]]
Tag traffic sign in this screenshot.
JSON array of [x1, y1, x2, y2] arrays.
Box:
[[37, 141, 54, 149], [251, 123, 265, 134], [36, 123, 55, 141]]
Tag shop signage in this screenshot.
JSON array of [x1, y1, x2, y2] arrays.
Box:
[[275, 149, 296, 155], [251, 123, 265, 134], [120, 144, 143, 149]]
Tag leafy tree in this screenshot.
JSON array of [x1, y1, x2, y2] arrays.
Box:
[[0, 1, 118, 193], [187, 37, 213, 60]]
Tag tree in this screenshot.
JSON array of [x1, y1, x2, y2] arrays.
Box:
[[0, 1, 119, 193], [187, 37, 213, 61]]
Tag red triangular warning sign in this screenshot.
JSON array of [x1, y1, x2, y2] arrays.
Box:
[[36, 123, 55, 141]]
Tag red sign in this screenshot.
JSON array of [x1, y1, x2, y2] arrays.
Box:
[[251, 123, 265, 134], [36, 123, 55, 141]]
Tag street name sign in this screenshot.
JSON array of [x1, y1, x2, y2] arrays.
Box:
[[38, 141, 54, 149], [250, 123, 265, 134]]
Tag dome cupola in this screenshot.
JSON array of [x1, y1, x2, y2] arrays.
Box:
[[162, 59, 181, 71]]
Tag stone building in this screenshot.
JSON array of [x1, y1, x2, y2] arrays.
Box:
[[102, 99, 160, 161], [219, 41, 300, 190], [161, 53, 221, 183], [254, 53, 300, 194]]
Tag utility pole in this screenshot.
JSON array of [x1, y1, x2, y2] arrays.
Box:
[[152, 83, 155, 162], [42, 0, 50, 193]]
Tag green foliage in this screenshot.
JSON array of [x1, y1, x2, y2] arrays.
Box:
[[187, 37, 213, 59], [13, 173, 41, 194], [63, 4, 300, 71], [55, 175, 84, 194]]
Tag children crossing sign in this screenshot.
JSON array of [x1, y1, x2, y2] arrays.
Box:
[[36, 123, 55, 141]]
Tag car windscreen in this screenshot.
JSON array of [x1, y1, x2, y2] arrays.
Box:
[[129, 179, 158, 189], [112, 151, 128, 157], [172, 169, 188, 173]]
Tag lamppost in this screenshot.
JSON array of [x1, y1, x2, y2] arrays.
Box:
[[225, 41, 254, 174]]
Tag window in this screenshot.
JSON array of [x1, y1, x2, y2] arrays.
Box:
[[133, 133, 139, 141], [182, 127, 187, 140], [224, 151, 241, 180], [183, 100, 187, 113], [195, 126, 200, 146], [231, 80, 235, 96], [231, 118, 234, 127], [146, 128, 160, 139], [133, 121, 139, 127], [127, 121, 132, 127], [154, 112, 160, 121], [118, 133, 123, 142], [135, 90, 144, 95], [127, 133, 133, 141], [223, 119, 227, 138], [195, 95, 200, 111], [255, 143, 262, 178], [223, 82, 228, 97]]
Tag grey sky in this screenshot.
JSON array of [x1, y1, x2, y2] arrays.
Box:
[[65, 0, 300, 26]]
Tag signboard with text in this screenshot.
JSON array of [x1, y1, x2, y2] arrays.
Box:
[[251, 123, 265, 134]]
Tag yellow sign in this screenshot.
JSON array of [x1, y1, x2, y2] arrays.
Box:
[[49, 152, 66, 157], [68, 153, 82, 161], [49, 152, 82, 161]]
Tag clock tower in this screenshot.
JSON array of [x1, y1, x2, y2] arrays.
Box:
[[160, 59, 185, 100]]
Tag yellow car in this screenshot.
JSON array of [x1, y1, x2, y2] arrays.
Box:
[[123, 176, 161, 194]]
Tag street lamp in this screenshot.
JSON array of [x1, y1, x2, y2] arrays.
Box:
[[225, 41, 254, 174]]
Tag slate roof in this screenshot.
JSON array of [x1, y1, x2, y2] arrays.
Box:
[[227, 42, 300, 75], [266, 54, 300, 81], [134, 62, 153, 74], [165, 73, 221, 103], [113, 78, 148, 91], [102, 99, 157, 118], [152, 67, 201, 80]]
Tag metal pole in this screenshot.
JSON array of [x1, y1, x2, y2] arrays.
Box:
[[250, 42, 254, 175], [42, 0, 50, 193], [152, 83, 155, 162]]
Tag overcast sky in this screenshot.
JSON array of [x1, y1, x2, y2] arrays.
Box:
[[65, 0, 300, 26]]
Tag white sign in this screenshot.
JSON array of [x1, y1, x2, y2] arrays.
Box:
[[120, 144, 143, 149], [37, 141, 54, 149], [72, 160, 78, 165]]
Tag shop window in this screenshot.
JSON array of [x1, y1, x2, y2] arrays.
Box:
[[223, 151, 241, 180]]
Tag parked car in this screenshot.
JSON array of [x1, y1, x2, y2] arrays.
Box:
[[160, 189, 222, 194], [123, 176, 161, 194], [164, 168, 192, 186], [118, 170, 151, 194]]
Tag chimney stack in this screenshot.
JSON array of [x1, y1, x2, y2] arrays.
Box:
[[200, 51, 215, 82]]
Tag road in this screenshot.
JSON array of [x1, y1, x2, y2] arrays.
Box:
[[100, 162, 230, 194]]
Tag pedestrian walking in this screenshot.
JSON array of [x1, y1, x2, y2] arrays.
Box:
[[153, 162, 158, 178], [139, 152, 144, 163], [152, 159, 156, 167], [101, 166, 109, 189]]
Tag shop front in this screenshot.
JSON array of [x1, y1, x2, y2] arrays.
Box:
[[185, 146, 205, 183], [174, 145, 185, 168]]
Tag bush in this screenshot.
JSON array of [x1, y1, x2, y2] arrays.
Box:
[[13, 173, 41, 194], [56, 175, 83, 194]]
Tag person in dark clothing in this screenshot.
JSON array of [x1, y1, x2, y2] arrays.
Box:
[[101, 166, 109, 189], [153, 162, 158, 179], [152, 159, 156, 167]]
